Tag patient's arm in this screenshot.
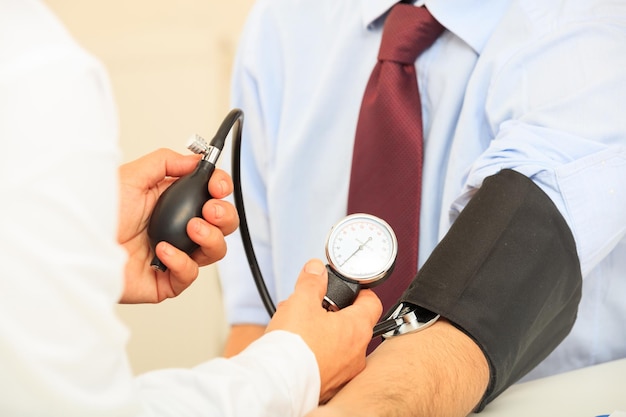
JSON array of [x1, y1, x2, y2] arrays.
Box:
[[308, 319, 489, 417]]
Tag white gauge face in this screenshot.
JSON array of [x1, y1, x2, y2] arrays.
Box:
[[325, 213, 397, 285]]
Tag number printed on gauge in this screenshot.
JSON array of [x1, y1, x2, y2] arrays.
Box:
[[325, 213, 398, 286]]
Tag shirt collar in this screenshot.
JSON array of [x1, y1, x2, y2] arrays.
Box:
[[361, 0, 400, 30], [361, 0, 513, 54]]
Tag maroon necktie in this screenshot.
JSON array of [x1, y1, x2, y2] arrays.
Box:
[[347, 4, 444, 334]]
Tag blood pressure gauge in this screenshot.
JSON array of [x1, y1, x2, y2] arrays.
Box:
[[323, 213, 398, 311]]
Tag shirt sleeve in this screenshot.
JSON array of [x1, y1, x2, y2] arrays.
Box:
[[135, 330, 320, 417], [456, 11, 626, 278], [405, 14, 625, 407]]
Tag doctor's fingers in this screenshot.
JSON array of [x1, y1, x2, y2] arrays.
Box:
[[153, 240, 199, 296], [186, 217, 228, 266], [207, 168, 234, 199], [201, 198, 239, 236], [121, 148, 200, 188], [340, 288, 383, 328]]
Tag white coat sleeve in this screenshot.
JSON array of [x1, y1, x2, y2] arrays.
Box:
[[136, 331, 320, 417]]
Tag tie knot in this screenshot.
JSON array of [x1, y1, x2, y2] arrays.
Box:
[[378, 4, 445, 65]]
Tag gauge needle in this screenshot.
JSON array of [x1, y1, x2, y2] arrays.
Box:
[[356, 237, 376, 251], [339, 236, 372, 267]]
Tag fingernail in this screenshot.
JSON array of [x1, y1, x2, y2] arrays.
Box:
[[192, 219, 207, 236], [213, 204, 224, 219], [160, 242, 173, 256], [219, 179, 228, 195], [304, 260, 325, 276]]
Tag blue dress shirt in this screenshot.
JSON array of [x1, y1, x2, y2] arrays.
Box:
[[219, 0, 626, 381]]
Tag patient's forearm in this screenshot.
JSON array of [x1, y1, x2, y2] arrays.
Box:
[[310, 320, 489, 417]]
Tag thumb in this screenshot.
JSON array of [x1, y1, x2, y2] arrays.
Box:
[[293, 259, 329, 303], [137, 149, 200, 187]]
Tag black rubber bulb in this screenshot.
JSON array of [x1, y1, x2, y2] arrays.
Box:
[[147, 159, 214, 271], [147, 108, 244, 272]]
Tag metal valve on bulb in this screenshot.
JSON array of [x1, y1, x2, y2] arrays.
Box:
[[147, 109, 243, 272]]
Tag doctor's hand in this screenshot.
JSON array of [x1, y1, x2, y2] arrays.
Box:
[[117, 148, 238, 303], [266, 259, 383, 404]]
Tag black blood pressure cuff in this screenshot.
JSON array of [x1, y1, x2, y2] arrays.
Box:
[[400, 169, 582, 412]]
